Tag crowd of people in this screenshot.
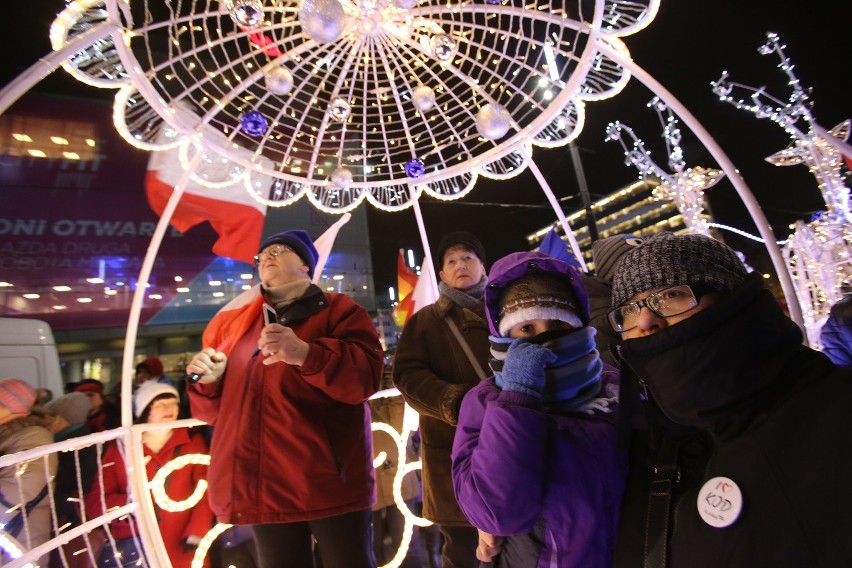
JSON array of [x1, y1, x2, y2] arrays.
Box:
[[1, 226, 850, 568]]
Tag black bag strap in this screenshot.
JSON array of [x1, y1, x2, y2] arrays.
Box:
[[644, 440, 680, 568]]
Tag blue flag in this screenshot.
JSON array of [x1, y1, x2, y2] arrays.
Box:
[[539, 225, 583, 271]]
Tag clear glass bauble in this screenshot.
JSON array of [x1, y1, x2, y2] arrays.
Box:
[[330, 165, 354, 188], [226, 0, 265, 29], [265, 66, 294, 95], [411, 85, 436, 112], [475, 103, 511, 140], [329, 97, 352, 122], [298, 0, 346, 44], [430, 34, 457, 62]]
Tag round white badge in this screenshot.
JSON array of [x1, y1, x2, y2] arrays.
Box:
[[697, 476, 743, 528]]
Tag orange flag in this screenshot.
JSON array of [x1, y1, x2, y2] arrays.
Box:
[[392, 250, 419, 327]]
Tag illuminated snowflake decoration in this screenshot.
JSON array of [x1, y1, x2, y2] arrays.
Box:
[[48, 0, 661, 213]]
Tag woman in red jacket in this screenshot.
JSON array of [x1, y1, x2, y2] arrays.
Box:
[[86, 381, 214, 568]]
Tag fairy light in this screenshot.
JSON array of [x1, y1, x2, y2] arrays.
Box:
[[371, 408, 433, 568], [606, 97, 723, 236], [47, 0, 660, 214], [712, 32, 852, 347], [191, 523, 232, 568], [148, 453, 209, 512]]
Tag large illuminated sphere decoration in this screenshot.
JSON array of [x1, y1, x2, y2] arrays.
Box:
[[47, 0, 660, 215], [29, 1, 661, 567]]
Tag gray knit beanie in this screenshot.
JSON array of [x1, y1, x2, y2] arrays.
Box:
[[591, 234, 644, 283], [611, 232, 748, 308], [46, 392, 93, 426]]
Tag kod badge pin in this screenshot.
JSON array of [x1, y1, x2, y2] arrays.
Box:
[[697, 476, 742, 528]]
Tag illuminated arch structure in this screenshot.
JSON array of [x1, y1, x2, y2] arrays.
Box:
[[0, 1, 821, 566]]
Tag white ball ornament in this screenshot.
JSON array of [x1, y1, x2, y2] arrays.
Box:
[[475, 104, 512, 140], [393, 0, 418, 8], [330, 165, 353, 188], [298, 0, 346, 44], [411, 85, 436, 112], [265, 66, 294, 95]]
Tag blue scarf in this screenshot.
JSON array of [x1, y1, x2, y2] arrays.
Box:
[[492, 327, 603, 412]]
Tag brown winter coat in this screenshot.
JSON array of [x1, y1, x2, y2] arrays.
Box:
[[392, 294, 490, 525]]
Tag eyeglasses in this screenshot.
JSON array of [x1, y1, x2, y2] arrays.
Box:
[[254, 244, 293, 266], [608, 285, 700, 332]]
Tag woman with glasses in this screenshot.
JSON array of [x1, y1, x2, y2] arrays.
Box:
[[186, 229, 383, 568], [609, 232, 852, 568], [85, 381, 214, 567]]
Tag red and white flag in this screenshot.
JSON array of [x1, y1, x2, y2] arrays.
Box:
[[145, 106, 268, 264], [409, 254, 439, 316]]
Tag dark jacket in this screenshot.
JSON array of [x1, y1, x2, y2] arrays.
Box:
[[581, 273, 622, 366], [189, 286, 383, 524], [393, 293, 490, 525], [614, 273, 852, 568], [820, 294, 852, 368]]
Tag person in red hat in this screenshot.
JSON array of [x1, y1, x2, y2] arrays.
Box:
[[135, 356, 173, 388], [73, 379, 119, 431]]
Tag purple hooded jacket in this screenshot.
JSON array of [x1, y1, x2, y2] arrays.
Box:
[[452, 251, 627, 568]]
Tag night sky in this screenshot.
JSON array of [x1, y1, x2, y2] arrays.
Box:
[[3, 1, 850, 300]]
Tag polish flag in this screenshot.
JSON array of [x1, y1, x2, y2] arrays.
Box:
[[409, 254, 439, 315], [145, 106, 268, 265], [392, 250, 419, 327]]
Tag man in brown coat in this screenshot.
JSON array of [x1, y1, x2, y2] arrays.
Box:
[[393, 231, 490, 568]]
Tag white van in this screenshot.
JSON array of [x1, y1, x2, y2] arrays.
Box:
[[0, 317, 64, 396]]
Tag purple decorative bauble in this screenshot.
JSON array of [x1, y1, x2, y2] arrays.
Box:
[[240, 110, 267, 137], [404, 158, 425, 178], [485, 0, 501, 4]]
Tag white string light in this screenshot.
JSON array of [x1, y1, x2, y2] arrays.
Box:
[[606, 97, 724, 236], [50, 0, 660, 212], [712, 32, 852, 347], [148, 453, 210, 512]]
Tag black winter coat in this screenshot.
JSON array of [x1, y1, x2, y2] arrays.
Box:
[[614, 274, 852, 568]]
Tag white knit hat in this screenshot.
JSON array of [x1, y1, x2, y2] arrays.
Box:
[[133, 381, 179, 418]]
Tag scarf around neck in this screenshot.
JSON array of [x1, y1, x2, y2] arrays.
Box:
[[492, 326, 604, 412], [439, 276, 487, 309], [264, 279, 311, 310], [620, 273, 808, 433]]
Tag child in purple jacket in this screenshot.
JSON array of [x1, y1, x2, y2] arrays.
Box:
[[451, 251, 627, 568]]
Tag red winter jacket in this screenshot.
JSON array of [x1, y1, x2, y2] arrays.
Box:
[[188, 287, 383, 525], [85, 428, 214, 568]]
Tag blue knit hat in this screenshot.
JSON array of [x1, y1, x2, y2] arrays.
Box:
[[258, 230, 320, 277]]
